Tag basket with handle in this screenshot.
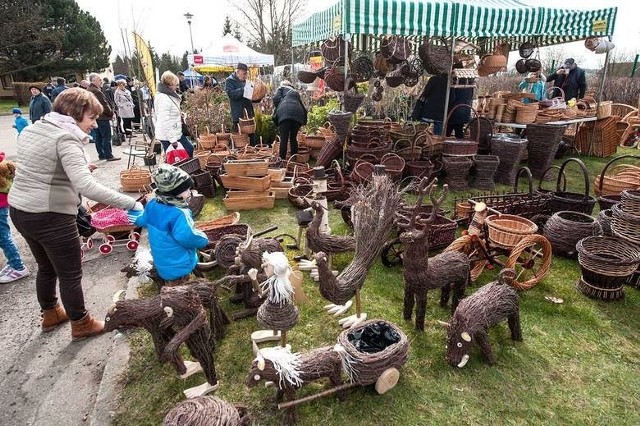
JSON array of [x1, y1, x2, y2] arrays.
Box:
[[321, 35, 350, 65], [350, 159, 375, 185], [238, 109, 256, 134], [547, 158, 596, 215], [198, 131, 217, 150], [380, 153, 405, 181], [442, 104, 479, 156], [120, 167, 152, 192], [215, 124, 232, 146], [393, 138, 422, 162], [595, 154, 640, 210], [539, 87, 565, 108]]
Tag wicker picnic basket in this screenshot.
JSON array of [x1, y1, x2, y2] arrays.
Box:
[[198, 132, 217, 150], [336, 319, 409, 387], [543, 211, 601, 258], [442, 104, 479, 156], [547, 158, 596, 216], [485, 214, 538, 249], [120, 167, 152, 192], [577, 236, 640, 301], [238, 109, 256, 134]]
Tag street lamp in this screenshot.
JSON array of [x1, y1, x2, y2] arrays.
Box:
[[184, 12, 195, 54]]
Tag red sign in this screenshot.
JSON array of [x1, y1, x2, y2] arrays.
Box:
[[222, 44, 239, 53], [193, 55, 204, 65]]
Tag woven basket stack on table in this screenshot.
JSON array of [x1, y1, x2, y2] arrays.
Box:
[[490, 133, 528, 185]]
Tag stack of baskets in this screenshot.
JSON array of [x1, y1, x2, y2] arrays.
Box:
[[543, 211, 601, 258], [443, 156, 473, 190], [576, 236, 640, 301], [515, 103, 538, 124], [611, 190, 640, 247], [490, 133, 528, 186], [526, 124, 568, 180], [471, 155, 500, 191], [594, 154, 640, 209]]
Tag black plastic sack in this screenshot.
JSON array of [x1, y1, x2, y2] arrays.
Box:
[[77, 205, 96, 238], [347, 321, 401, 353]]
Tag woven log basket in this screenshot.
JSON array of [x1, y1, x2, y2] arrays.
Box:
[[611, 204, 640, 245], [336, 319, 408, 386], [543, 211, 601, 258]]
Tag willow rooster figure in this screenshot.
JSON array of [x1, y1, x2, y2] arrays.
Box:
[[313, 172, 401, 328]]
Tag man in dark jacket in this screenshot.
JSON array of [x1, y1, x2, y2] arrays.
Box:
[[411, 73, 449, 135], [546, 58, 586, 101], [88, 72, 120, 161], [28, 85, 52, 123], [273, 81, 307, 159], [225, 63, 255, 143], [50, 77, 68, 102]]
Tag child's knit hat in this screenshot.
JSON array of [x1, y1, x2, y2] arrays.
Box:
[[12, 108, 22, 115], [153, 164, 193, 196]]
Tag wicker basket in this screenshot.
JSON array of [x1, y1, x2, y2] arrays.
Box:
[[174, 157, 201, 175], [120, 167, 152, 192], [515, 103, 538, 124], [543, 211, 601, 258], [287, 177, 313, 209], [595, 154, 640, 209], [547, 158, 596, 216], [232, 132, 249, 149], [192, 170, 214, 188], [219, 174, 271, 192], [351, 160, 375, 185], [224, 159, 269, 177], [596, 101, 613, 119], [611, 203, 640, 245], [193, 149, 211, 169], [485, 214, 538, 248], [622, 189, 640, 214], [406, 159, 434, 179], [344, 90, 366, 114], [418, 41, 451, 75], [597, 209, 614, 236], [198, 133, 217, 150], [238, 109, 256, 134], [490, 134, 528, 186], [380, 153, 405, 181], [201, 223, 250, 249], [195, 212, 241, 232], [442, 104, 480, 156], [303, 134, 326, 149], [223, 190, 275, 210]]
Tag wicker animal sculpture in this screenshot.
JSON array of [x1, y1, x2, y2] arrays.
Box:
[[313, 173, 401, 327], [163, 396, 251, 426], [398, 178, 470, 332], [306, 200, 356, 254], [250, 251, 300, 347], [104, 286, 221, 397], [441, 269, 522, 367], [246, 345, 345, 424]]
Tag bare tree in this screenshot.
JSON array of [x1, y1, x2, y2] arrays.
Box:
[[228, 0, 307, 65]]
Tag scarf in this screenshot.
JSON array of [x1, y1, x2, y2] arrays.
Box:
[[155, 192, 188, 208], [157, 82, 181, 100], [42, 112, 91, 145]]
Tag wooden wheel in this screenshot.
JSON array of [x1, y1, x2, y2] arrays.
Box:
[[375, 368, 400, 394], [444, 235, 487, 281], [381, 238, 404, 267], [505, 234, 552, 290]]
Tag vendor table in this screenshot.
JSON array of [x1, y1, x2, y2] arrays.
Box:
[[494, 116, 597, 128]]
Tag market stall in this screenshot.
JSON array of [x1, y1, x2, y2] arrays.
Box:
[[187, 34, 274, 74]]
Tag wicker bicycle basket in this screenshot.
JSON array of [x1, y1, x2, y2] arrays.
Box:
[[485, 214, 538, 248]]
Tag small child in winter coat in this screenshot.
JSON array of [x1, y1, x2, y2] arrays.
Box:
[[12, 108, 29, 135], [0, 151, 29, 283], [133, 164, 208, 284]]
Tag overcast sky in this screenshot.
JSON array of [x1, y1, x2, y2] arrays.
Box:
[[76, 0, 639, 70]]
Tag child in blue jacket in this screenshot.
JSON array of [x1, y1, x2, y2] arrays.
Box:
[[134, 164, 208, 284], [12, 108, 29, 135]]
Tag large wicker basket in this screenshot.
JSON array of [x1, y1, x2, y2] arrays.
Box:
[[485, 214, 538, 248], [238, 109, 256, 134], [120, 167, 152, 192], [547, 158, 596, 216]]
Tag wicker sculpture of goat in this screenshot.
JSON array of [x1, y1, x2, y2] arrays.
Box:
[[398, 178, 471, 332], [442, 269, 522, 367], [246, 345, 345, 424]]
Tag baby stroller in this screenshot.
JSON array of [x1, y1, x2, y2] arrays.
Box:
[[77, 205, 97, 259]]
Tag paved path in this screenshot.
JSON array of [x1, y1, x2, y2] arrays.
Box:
[[0, 115, 146, 425]]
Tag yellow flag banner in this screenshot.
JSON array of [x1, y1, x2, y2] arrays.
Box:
[[133, 32, 156, 96]]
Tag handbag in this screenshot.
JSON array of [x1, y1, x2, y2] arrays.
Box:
[[166, 142, 190, 165]]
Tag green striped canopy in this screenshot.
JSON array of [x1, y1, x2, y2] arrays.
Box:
[[292, 0, 617, 47]]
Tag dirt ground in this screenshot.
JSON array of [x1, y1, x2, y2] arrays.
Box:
[[0, 114, 146, 426]]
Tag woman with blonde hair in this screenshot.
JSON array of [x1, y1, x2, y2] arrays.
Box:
[[155, 71, 194, 157], [9, 88, 143, 341], [114, 79, 135, 138]]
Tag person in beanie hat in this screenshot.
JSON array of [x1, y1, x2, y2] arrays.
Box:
[[134, 164, 208, 284], [12, 108, 29, 135]]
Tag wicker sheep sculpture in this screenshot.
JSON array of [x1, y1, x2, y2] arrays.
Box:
[[440, 269, 522, 367]]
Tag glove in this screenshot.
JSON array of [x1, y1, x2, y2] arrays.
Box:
[[127, 209, 143, 224], [132, 201, 144, 211]]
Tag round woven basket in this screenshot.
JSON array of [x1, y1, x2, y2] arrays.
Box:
[[336, 319, 409, 386], [120, 168, 151, 192], [611, 203, 640, 245], [418, 41, 451, 75], [198, 133, 217, 150], [515, 103, 538, 124], [621, 189, 640, 214], [351, 160, 375, 185], [380, 153, 405, 181], [543, 211, 601, 258], [485, 214, 538, 248]]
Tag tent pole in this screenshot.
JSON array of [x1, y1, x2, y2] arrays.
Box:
[[343, 34, 350, 107], [441, 37, 456, 135], [597, 36, 612, 103]]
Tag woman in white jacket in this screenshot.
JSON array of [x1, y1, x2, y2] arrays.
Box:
[[114, 79, 135, 137], [154, 71, 193, 157]]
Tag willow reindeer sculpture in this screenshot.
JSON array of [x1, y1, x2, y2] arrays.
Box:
[[313, 173, 401, 327], [397, 178, 471, 332]]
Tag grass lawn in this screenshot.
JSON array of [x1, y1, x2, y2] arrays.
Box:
[[113, 148, 640, 426], [0, 99, 22, 115]]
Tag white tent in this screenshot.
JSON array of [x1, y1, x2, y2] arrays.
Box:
[[188, 34, 274, 69]]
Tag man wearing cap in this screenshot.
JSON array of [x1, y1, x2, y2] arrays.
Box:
[[133, 164, 208, 285], [546, 58, 586, 101], [225, 63, 255, 144], [28, 85, 52, 123]]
